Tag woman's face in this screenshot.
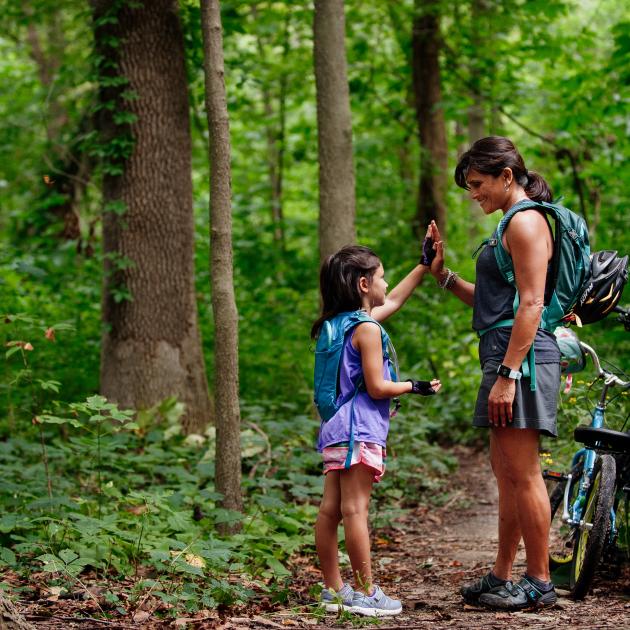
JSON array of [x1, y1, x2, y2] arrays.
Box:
[[465, 168, 509, 214]]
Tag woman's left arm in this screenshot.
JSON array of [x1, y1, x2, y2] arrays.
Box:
[[370, 264, 427, 323], [488, 210, 552, 427]]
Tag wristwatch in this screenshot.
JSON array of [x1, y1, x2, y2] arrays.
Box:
[[496, 364, 522, 380]]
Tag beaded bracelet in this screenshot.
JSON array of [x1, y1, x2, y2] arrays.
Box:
[[438, 268, 457, 290]]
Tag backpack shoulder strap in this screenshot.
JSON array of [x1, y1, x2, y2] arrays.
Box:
[[344, 311, 389, 347], [494, 199, 557, 285]]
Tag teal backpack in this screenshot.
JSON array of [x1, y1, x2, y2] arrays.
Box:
[[478, 199, 591, 390], [313, 310, 398, 422]]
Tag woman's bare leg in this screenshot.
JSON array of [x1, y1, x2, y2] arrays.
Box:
[[490, 430, 522, 580], [492, 428, 551, 581]]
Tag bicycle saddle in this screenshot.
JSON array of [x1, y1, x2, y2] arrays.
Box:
[[574, 425, 630, 453]]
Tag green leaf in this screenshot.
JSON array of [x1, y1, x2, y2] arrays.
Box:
[[58, 549, 79, 564], [0, 547, 16, 566], [5, 346, 21, 359], [266, 556, 290, 576], [37, 554, 64, 572], [86, 395, 108, 410]]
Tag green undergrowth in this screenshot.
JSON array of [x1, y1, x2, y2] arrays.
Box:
[[0, 389, 456, 621]]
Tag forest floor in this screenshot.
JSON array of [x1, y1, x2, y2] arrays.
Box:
[[14, 446, 630, 629]]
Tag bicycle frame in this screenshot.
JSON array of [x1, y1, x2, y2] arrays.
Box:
[[560, 340, 628, 538]]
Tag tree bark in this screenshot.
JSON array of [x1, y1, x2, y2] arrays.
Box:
[[411, 0, 448, 238], [467, 0, 487, 241], [91, 0, 212, 433], [0, 591, 34, 630], [313, 0, 356, 262], [200, 0, 243, 519]]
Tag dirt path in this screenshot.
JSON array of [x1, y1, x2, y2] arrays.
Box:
[[270, 445, 630, 630], [19, 446, 630, 629]]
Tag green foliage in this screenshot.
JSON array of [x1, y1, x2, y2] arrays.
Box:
[[0, 0, 629, 619]]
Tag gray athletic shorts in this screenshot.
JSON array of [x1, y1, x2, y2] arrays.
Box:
[[473, 359, 561, 437]]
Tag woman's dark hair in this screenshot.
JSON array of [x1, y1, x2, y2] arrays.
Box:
[[310, 245, 381, 339], [454, 136, 552, 203]]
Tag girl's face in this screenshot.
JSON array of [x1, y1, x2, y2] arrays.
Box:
[[366, 264, 387, 307], [465, 168, 511, 214]]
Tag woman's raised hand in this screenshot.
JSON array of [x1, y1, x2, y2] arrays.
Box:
[[429, 220, 445, 278]]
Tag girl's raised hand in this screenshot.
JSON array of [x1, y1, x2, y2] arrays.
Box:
[[420, 224, 436, 266]]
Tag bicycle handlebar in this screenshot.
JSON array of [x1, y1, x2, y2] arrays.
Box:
[[578, 340, 630, 389]]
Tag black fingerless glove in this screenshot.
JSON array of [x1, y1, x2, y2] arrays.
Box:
[[406, 379, 437, 396], [420, 236, 436, 266]]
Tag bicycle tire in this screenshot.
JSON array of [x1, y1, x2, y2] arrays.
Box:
[[548, 463, 582, 570], [570, 454, 616, 599]]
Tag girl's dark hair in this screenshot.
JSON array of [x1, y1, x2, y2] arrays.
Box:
[[310, 245, 381, 339], [454, 136, 552, 203]]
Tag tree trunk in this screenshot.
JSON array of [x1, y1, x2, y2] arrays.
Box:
[[313, 0, 356, 262], [467, 0, 487, 241], [91, 0, 212, 433], [0, 591, 34, 630], [411, 0, 448, 238], [200, 0, 243, 520]]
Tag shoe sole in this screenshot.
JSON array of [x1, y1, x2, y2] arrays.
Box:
[[479, 596, 558, 611], [323, 603, 352, 613], [349, 605, 403, 617]]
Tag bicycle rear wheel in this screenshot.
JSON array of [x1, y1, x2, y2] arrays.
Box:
[[548, 463, 582, 571], [570, 454, 616, 599]]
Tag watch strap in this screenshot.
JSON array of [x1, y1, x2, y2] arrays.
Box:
[[497, 363, 522, 380]]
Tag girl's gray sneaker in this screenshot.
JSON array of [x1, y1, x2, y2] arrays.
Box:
[[320, 583, 354, 612], [350, 585, 402, 617]]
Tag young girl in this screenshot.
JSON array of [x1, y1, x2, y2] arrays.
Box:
[[311, 243, 441, 617]]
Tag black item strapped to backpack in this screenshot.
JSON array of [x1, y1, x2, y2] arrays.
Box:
[[476, 199, 628, 390]]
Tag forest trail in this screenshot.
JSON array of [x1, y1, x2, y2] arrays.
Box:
[[22, 447, 630, 629], [277, 446, 630, 630]]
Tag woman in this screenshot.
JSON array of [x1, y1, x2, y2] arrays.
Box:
[[430, 136, 560, 610]]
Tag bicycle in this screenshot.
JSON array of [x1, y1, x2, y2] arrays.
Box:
[[544, 305, 630, 600]]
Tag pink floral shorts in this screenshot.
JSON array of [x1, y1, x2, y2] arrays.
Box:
[[322, 441, 386, 482]]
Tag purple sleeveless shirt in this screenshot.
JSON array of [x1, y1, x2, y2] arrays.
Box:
[[317, 328, 392, 451]]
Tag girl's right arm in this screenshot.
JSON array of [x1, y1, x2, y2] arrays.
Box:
[[353, 322, 414, 399], [429, 221, 475, 307]]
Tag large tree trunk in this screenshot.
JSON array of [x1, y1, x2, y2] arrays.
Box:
[[313, 0, 356, 262], [91, 0, 212, 433], [200, 0, 243, 520], [0, 591, 33, 629], [411, 0, 448, 238], [467, 0, 487, 241]]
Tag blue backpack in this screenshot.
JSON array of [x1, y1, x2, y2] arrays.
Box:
[[313, 310, 398, 423], [477, 199, 591, 390]]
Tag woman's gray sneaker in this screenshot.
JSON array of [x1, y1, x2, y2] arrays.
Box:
[[320, 583, 354, 612], [350, 585, 402, 617], [479, 576, 558, 610], [460, 572, 508, 604]]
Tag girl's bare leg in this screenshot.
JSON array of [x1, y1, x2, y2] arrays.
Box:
[[340, 464, 375, 594], [315, 470, 343, 590]]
